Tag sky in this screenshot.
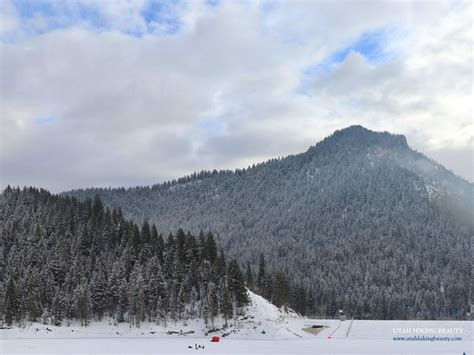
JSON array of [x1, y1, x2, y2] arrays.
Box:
[[0, 0, 472, 192]]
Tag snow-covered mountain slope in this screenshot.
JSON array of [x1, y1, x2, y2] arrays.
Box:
[[66, 126, 473, 320], [226, 290, 309, 339]]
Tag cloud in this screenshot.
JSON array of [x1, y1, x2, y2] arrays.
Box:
[[0, 0, 472, 191], [307, 2, 472, 164]]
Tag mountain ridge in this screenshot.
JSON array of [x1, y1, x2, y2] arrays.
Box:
[[64, 125, 469, 196]]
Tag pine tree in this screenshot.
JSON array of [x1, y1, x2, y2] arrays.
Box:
[[198, 270, 209, 328], [245, 262, 253, 290], [220, 286, 233, 326], [131, 225, 141, 253], [116, 281, 128, 323], [257, 253, 265, 294], [228, 260, 249, 307], [107, 265, 121, 318], [90, 270, 108, 320], [128, 264, 144, 326], [207, 281, 218, 328], [156, 296, 166, 326], [52, 289, 66, 326], [75, 282, 91, 327], [273, 271, 290, 308], [206, 233, 218, 265], [137, 286, 145, 327], [26, 273, 42, 322], [215, 249, 227, 279], [263, 274, 273, 302], [141, 220, 151, 244], [4, 277, 18, 325]]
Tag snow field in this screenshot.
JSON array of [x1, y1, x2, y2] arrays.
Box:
[[1, 291, 471, 354]]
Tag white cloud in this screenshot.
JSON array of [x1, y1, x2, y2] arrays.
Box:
[[308, 1, 472, 154], [0, 0, 472, 191]]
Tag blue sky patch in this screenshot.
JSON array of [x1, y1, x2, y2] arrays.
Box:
[[8, 0, 184, 37], [141, 0, 182, 35], [331, 30, 390, 65], [11, 0, 109, 35], [298, 28, 395, 93], [205, 0, 220, 7]]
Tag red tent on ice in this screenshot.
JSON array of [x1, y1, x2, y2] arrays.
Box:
[[210, 336, 220, 342]]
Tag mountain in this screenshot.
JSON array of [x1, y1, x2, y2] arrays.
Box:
[[65, 126, 473, 319]]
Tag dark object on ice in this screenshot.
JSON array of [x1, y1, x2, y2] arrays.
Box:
[[205, 327, 222, 335], [150, 331, 156, 334], [303, 325, 325, 335], [188, 345, 192, 349], [211, 336, 220, 342], [46, 328, 52, 332], [261, 330, 266, 334], [222, 330, 236, 337], [168, 329, 194, 336]]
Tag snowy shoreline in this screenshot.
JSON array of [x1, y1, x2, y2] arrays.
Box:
[[1, 292, 471, 354]]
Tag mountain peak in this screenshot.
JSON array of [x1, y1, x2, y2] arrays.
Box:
[[316, 125, 409, 151]]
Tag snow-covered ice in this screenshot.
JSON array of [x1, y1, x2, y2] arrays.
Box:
[[1, 291, 471, 354]]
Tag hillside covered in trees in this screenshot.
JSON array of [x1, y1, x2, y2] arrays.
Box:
[[67, 126, 473, 320], [0, 188, 251, 327]]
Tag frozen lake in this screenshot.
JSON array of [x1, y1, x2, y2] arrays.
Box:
[[1, 336, 471, 354], [1, 318, 471, 354], [1, 293, 471, 354]]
